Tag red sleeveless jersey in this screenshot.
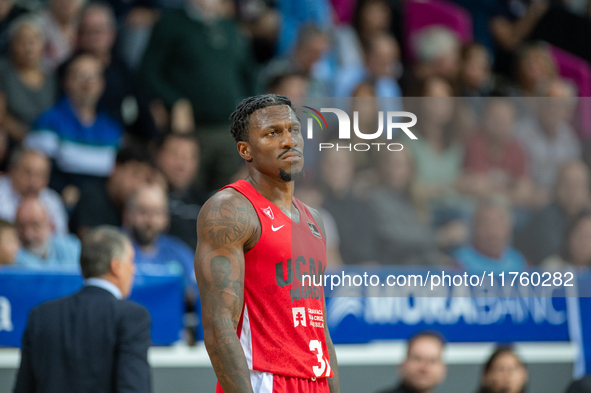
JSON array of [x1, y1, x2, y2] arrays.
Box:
[[220, 180, 333, 380]]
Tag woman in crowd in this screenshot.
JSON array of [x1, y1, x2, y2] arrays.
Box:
[[477, 347, 528, 393], [0, 16, 56, 143]]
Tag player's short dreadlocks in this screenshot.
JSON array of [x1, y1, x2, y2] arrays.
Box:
[[230, 94, 294, 143]]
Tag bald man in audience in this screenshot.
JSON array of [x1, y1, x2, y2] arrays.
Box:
[[15, 197, 79, 267], [123, 185, 196, 298], [0, 149, 68, 234]]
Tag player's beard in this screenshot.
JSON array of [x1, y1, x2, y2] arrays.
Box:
[[279, 168, 305, 182]]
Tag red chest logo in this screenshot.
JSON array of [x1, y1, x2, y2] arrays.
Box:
[[261, 206, 274, 219]]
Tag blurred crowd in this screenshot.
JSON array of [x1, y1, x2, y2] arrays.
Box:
[[377, 331, 589, 393], [0, 0, 589, 322], [298, 93, 591, 274]]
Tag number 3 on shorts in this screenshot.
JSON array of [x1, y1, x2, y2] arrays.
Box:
[[309, 340, 332, 377]]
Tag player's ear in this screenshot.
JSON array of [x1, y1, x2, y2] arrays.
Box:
[[237, 141, 253, 162]]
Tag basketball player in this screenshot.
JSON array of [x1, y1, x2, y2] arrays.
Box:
[[195, 94, 340, 393]]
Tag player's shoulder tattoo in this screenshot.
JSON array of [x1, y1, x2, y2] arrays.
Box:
[[199, 189, 257, 249]]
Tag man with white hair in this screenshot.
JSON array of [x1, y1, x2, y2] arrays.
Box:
[[412, 25, 461, 82], [14, 196, 79, 267]]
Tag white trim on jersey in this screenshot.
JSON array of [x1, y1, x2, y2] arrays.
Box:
[[249, 370, 273, 393], [240, 304, 253, 369]]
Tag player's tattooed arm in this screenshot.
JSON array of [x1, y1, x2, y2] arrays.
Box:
[[195, 191, 258, 393]]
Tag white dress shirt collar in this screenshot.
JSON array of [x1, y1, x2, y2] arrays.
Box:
[[85, 278, 123, 300]]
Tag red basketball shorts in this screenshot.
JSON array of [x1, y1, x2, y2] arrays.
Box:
[[216, 370, 330, 393]]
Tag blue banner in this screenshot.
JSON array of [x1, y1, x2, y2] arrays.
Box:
[[0, 265, 184, 347], [580, 298, 591, 375], [326, 296, 569, 343], [323, 268, 590, 374]]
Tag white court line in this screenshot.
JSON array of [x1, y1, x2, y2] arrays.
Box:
[[0, 342, 577, 369]]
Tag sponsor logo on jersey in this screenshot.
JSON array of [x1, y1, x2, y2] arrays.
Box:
[[261, 206, 274, 219], [275, 257, 326, 304], [307, 222, 322, 238], [292, 307, 307, 327], [271, 224, 284, 232]]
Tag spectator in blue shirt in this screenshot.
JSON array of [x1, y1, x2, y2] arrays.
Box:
[[25, 52, 124, 193], [454, 196, 526, 274], [15, 197, 80, 267], [123, 184, 196, 299]]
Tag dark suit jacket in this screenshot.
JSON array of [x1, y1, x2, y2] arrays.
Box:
[[567, 375, 591, 393], [13, 285, 152, 393]]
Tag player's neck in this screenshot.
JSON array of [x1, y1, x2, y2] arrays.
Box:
[[246, 174, 295, 215]]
